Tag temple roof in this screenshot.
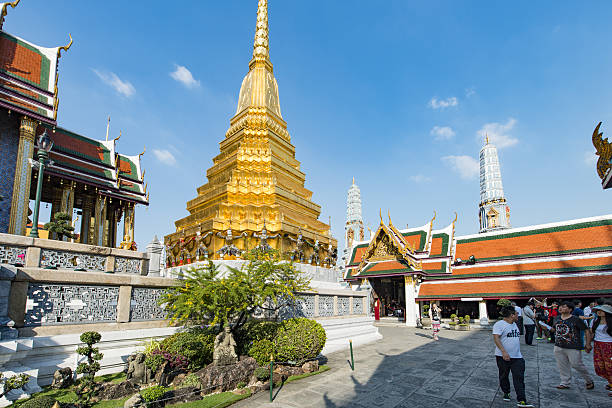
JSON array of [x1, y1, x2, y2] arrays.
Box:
[[37, 123, 148, 205]]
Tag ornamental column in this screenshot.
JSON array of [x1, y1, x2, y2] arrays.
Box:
[[92, 194, 108, 247], [59, 182, 75, 241], [404, 276, 417, 327], [8, 117, 37, 235], [479, 300, 489, 326], [80, 197, 93, 244], [123, 202, 135, 242]]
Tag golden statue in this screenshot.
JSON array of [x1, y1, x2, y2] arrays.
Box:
[[119, 234, 136, 251], [592, 122, 612, 180], [165, 0, 336, 262]]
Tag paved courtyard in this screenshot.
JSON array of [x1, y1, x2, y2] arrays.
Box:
[[234, 326, 611, 408]]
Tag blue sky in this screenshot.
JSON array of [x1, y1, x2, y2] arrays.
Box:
[[10, 1, 612, 249]]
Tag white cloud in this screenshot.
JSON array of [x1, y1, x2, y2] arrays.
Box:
[[431, 126, 455, 141], [409, 174, 431, 183], [442, 155, 479, 180], [476, 118, 518, 148], [92, 69, 135, 97], [153, 149, 177, 166], [465, 87, 476, 98], [429, 96, 458, 109], [170, 65, 200, 89], [584, 150, 597, 167]]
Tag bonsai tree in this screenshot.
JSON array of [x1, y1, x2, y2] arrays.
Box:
[[0, 372, 29, 399], [44, 211, 74, 240], [75, 331, 103, 407], [497, 298, 512, 307], [161, 248, 311, 333]]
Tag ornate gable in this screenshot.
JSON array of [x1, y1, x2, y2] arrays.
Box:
[[359, 220, 422, 271]]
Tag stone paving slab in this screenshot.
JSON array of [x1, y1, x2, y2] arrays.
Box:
[[232, 326, 611, 407]]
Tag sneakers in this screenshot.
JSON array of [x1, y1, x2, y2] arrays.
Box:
[[503, 393, 511, 401], [517, 402, 534, 407], [535, 336, 544, 340]]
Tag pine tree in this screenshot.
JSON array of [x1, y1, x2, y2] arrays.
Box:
[[43, 211, 74, 240]]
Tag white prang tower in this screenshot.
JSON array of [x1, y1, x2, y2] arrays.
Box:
[[479, 136, 511, 233], [345, 178, 365, 251]]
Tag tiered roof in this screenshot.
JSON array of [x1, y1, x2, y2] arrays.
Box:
[[0, 1, 70, 123], [417, 214, 612, 299], [344, 212, 456, 280], [38, 123, 148, 205]]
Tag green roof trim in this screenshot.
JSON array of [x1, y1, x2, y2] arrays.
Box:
[[420, 289, 612, 299], [427, 263, 612, 280], [0, 32, 51, 91], [457, 219, 612, 245], [401, 230, 427, 251], [423, 261, 448, 274], [431, 233, 450, 256], [51, 156, 114, 180], [466, 246, 612, 262], [118, 155, 141, 182], [41, 123, 113, 166], [348, 243, 369, 265], [356, 262, 414, 277]]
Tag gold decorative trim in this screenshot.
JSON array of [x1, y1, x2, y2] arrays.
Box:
[[592, 121, 612, 180]]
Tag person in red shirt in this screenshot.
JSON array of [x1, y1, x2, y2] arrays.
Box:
[[545, 301, 560, 342]]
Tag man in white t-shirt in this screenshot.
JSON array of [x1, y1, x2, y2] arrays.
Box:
[[493, 306, 533, 407]]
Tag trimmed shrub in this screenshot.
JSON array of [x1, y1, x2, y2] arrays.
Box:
[[160, 328, 215, 370], [254, 367, 270, 381], [249, 339, 275, 366], [236, 320, 281, 357], [21, 396, 56, 408], [145, 353, 165, 373], [497, 299, 512, 307], [273, 318, 326, 364], [141, 385, 167, 403]]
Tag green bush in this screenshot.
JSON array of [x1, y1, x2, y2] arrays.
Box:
[[160, 328, 215, 370], [237, 381, 246, 389], [464, 315, 471, 324], [236, 320, 281, 357], [21, 395, 56, 408], [273, 318, 326, 364], [249, 339, 274, 366], [182, 373, 201, 389], [141, 385, 167, 403], [254, 367, 270, 381], [450, 313, 457, 321], [145, 353, 165, 373]]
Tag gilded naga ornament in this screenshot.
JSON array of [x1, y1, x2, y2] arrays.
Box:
[[592, 122, 612, 180]]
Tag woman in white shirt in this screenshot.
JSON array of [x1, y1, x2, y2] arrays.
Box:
[[585, 304, 612, 397]]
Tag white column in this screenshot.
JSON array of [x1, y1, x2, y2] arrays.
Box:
[[405, 276, 417, 327], [479, 300, 489, 326]]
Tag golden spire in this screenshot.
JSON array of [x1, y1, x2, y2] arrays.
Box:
[[485, 133, 489, 145], [352, 176, 355, 185], [252, 0, 270, 64]]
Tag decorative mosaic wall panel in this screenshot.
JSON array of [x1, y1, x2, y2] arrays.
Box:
[[40, 249, 105, 271], [278, 294, 315, 319], [25, 284, 118, 326], [353, 297, 364, 315], [337, 296, 350, 316], [130, 287, 166, 321], [115, 257, 141, 274], [0, 244, 26, 264], [0, 113, 19, 234], [318, 295, 335, 317]]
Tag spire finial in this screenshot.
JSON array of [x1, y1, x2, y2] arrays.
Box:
[[105, 115, 110, 141], [352, 176, 355, 185], [252, 0, 269, 62], [485, 133, 489, 145], [0, 0, 20, 30]]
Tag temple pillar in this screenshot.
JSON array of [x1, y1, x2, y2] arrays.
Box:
[[404, 276, 417, 327], [92, 195, 107, 246], [59, 182, 75, 241], [479, 300, 489, 326], [8, 117, 37, 235], [123, 202, 135, 243], [80, 198, 93, 245]]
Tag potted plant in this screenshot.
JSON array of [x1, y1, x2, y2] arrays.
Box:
[[459, 315, 471, 331]]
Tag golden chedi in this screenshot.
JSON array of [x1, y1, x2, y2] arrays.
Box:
[[165, 0, 337, 265]]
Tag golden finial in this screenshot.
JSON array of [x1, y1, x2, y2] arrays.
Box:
[[452, 211, 458, 225], [388, 210, 392, 226], [113, 130, 121, 143], [352, 176, 355, 185], [379, 208, 383, 225], [431, 210, 437, 223], [592, 121, 612, 180], [141, 169, 145, 179], [57, 33, 73, 59], [252, 0, 270, 62], [485, 133, 489, 145], [139, 146, 146, 159], [0, 0, 19, 30]]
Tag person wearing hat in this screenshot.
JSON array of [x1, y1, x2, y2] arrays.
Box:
[[585, 304, 612, 397]]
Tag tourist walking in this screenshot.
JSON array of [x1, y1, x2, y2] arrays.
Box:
[[550, 301, 594, 390], [492, 305, 534, 407], [522, 302, 536, 345], [512, 301, 524, 335], [429, 303, 441, 341], [585, 304, 612, 397]]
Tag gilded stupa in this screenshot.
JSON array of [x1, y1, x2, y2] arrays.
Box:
[[165, 0, 337, 265]]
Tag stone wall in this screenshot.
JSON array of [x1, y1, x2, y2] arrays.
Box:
[[0, 111, 19, 233]]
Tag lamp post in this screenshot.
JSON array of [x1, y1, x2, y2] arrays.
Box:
[[29, 129, 54, 238]]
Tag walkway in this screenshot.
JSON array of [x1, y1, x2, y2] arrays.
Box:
[[233, 326, 611, 408]]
